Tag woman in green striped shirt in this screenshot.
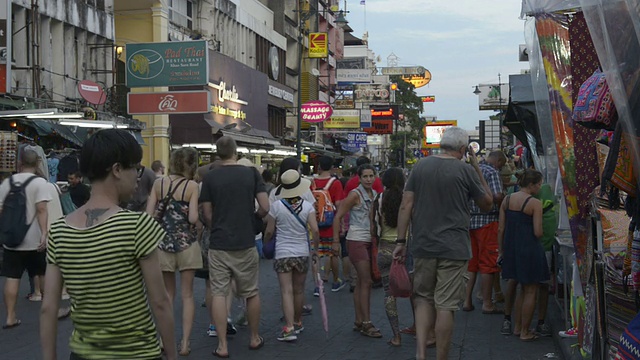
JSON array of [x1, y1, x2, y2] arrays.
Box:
[[40, 129, 177, 360]]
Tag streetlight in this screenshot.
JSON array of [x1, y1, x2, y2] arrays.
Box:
[[472, 85, 481, 95]]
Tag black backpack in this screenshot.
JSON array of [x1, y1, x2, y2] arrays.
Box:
[[0, 176, 37, 248]]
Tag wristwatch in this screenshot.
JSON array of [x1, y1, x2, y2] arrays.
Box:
[[395, 238, 407, 244]]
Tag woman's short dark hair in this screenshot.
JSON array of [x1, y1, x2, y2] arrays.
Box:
[[80, 129, 142, 182], [517, 169, 543, 188], [357, 163, 376, 177]]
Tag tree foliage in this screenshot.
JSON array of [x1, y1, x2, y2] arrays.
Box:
[[389, 75, 426, 167]]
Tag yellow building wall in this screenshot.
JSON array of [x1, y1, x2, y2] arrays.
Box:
[[114, 3, 171, 168]]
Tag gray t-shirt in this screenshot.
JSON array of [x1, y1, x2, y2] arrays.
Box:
[[128, 167, 156, 212], [406, 156, 485, 260], [199, 165, 266, 251]]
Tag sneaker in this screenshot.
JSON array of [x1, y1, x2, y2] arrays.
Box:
[[314, 287, 320, 297], [235, 313, 248, 326], [294, 322, 304, 334], [559, 327, 578, 338], [500, 319, 512, 335], [207, 325, 217, 337], [277, 326, 298, 342], [227, 322, 237, 335], [535, 323, 552, 337], [331, 279, 347, 292], [302, 305, 312, 316]]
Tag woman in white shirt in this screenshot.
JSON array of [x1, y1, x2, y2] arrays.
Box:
[[263, 170, 320, 343]]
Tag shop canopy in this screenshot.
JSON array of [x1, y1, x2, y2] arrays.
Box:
[[504, 74, 543, 154], [23, 120, 87, 146]]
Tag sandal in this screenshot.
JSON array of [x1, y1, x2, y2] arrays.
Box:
[[360, 322, 382, 338], [387, 337, 401, 347], [353, 321, 363, 332], [520, 333, 539, 342]]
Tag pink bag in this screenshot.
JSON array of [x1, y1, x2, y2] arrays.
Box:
[[389, 260, 412, 298]]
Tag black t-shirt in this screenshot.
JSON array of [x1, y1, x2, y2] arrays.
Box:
[[199, 165, 266, 251]]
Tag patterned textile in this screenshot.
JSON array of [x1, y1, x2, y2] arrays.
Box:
[[632, 230, 640, 289], [469, 161, 502, 229], [536, 14, 583, 264], [273, 256, 309, 273], [611, 133, 638, 196], [157, 196, 198, 253], [572, 70, 618, 130]]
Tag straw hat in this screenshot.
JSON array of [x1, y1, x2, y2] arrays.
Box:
[[278, 169, 311, 199]]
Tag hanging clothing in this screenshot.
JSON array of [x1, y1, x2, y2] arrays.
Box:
[[47, 157, 60, 183]]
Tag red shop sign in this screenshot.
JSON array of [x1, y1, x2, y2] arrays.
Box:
[[301, 100, 333, 123], [363, 119, 393, 135], [127, 91, 210, 115]]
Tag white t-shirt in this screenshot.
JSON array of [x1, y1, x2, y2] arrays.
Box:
[[0, 173, 53, 250], [45, 183, 64, 227], [269, 199, 315, 259]]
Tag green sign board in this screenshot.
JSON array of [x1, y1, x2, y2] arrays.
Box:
[[125, 40, 208, 88]]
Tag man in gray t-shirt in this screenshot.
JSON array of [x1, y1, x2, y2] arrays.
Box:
[[393, 127, 493, 360]]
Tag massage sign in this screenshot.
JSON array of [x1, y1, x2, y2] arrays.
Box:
[[300, 100, 333, 123]]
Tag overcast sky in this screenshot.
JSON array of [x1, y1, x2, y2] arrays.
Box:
[[343, 0, 527, 131]]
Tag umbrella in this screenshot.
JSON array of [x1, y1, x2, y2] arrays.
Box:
[[316, 272, 329, 339]]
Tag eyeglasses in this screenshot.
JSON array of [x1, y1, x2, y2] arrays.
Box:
[[137, 166, 145, 178]]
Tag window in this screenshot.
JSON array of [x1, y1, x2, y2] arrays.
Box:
[[168, 0, 193, 29]]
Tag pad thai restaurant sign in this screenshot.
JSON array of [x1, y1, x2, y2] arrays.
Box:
[[125, 40, 208, 87]]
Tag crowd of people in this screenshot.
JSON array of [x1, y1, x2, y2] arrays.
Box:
[[0, 126, 554, 360]]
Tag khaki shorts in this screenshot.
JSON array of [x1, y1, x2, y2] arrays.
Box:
[[158, 242, 203, 272], [208, 248, 259, 298], [413, 258, 469, 311]]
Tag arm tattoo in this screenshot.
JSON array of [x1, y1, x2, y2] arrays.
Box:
[[85, 208, 109, 227]]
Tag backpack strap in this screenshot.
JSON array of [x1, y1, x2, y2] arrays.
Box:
[[322, 177, 336, 191], [281, 199, 306, 230]]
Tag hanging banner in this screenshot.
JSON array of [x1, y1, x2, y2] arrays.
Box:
[[477, 83, 509, 110], [308, 32, 328, 58], [0, 0, 12, 94], [125, 40, 208, 87]]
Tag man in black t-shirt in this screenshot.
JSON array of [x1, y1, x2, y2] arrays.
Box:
[[199, 136, 269, 358], [67, 171, 90, 208]]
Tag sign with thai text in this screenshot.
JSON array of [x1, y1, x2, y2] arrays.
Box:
[[125, 40, 208, 87], [128, 91, 210, 115]]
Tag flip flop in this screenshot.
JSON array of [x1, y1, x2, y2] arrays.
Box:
[[212, 349, 230, 358], [400, 327, 416, 335], [248, 336, 264, 350], [387, 338, 401, 347], [482, 308, 504, 315], [462, 305, 475, 312], [520, 334, 539, 342], [2, 320, 21, 329]]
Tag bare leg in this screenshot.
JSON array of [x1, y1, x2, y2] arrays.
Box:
[[537, 284, 549, 323], [246, 294, 262, 348], [520, 284, 539, 340], [481, 273, 496, 311], [330, 255, 340, 283], [205, 280, 213, 325], [414, 296, 432, 360], [33, 276, 43, 297], [513, 285, 524, 335], [353, 260, 373, 321], [435, 310, 455, 360], [463, 271, 477, 309], [278, 272, 294, 329], [494, 274, 504, 302], [212, 295, 229, 355], [180, 270, 196, 352], [292, 270, 307, 324], [3, 278, 20, 325], [162, 272, 176, 306]]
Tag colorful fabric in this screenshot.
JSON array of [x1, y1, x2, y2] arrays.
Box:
[[632, 230, 640, 290], [572, 70, 618, 130], [611, 133, 637, 196]]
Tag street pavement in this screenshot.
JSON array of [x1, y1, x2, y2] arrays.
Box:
[[0, 259, 562, 359]]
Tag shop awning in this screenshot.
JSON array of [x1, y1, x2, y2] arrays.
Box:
[[220, 128, 280, 148], [504, 74, 543, 154], [22, 120, 86, 146]]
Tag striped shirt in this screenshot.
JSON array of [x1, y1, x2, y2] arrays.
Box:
[[47, 211, 165, 360]]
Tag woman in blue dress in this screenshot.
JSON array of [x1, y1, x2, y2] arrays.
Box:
[[498, 169, 549, 342]]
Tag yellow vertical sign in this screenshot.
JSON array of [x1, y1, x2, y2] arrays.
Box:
[[308, 33, 328, 58]]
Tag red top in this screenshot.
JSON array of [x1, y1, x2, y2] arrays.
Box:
[[343, 175, 384, 198], [314, 177, 344, 238]]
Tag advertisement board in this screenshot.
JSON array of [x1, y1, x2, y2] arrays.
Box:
[[347, 132, 368, 150], [477, 83, 509, 110], [125, 40, 208, 87], [128, 91, 210, 115], [336, 69, 371, 83], [354, 84, 390, 102], [308, 33, 328, 58], [325, 109, 360, 129], [422, 120, 458, 148]]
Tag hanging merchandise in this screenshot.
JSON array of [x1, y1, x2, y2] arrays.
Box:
[[0, 131, 17, 173], [572, 70, 618, 130]]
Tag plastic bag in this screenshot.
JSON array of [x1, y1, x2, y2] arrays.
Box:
[[263, 238, 276, 260], [389, 260, 412, 298]]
